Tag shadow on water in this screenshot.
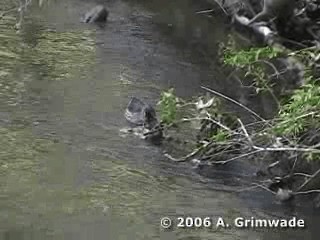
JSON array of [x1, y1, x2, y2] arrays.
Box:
[[0, 0, 319, 239]]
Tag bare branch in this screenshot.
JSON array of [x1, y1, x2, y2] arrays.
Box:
[[182, 116, 234, 133], [253, 145, 320, 154], [252, 183, 276, 195], [254, 60, 281, 78], [196, 9, 214, 14], [164, 142, 210, 162], [238, 118, 253, 146], [297, 168, 320, 192], [294, 189, 320, 195], [293, 173, 312, 178], [201, 86, 267, 122], [211, 149, 264, 165]]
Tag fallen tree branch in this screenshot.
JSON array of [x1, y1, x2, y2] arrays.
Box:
[[144, 116, 235, 137], [201, 86, 267, 122]]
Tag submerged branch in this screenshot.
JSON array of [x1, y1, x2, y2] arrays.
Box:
[[211, 149, 264, 165], [164, 142, 210, 162]]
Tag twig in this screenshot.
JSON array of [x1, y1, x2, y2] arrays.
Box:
[[297, 168, 320, 192], [269, 68, 288, 78], [238, 118, 253, 146], [212, 0, 228, 16], [189, 116, 234, 133], [294, 189, 320, 195], [252, 144, 320, 154], [201, 86, 267, 122], [144, 116, 235, 137], [236, 184, 320, 198], [280, 37, 309, 48], [252, 183, 276, 194], [235, 119, 271, 131], [211, 149, 264, 165], [267, 161, 279, 173], [235, 185, 260, 193], [283, 172, 312, 179], [164, 142, 210, 162], [254, 60, 281, 78], [293, 173, 312, 178], [289, 155, 298, 176], [202, 146, 239, 160], [249, 60, 280, 107], [196, 9, 215, 14]]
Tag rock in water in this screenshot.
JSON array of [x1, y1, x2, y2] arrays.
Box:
[[83, 5, 109, 23]]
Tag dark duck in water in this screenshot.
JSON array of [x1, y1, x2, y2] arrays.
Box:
[[125, 97, 158, 129], [82, 5, 109, 23], [124, 97, 163, 142]]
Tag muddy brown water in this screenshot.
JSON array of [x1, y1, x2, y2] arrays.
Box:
[[0, 0, 319, 239]]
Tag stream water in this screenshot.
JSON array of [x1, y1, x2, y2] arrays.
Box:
[[0, 0, 319, 239]]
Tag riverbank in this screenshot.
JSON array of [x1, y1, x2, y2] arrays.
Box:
[[148, 0, 320, 208]]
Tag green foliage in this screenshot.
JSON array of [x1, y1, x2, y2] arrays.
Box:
[[274, 83, 320, 136], [220, 39, 320, 163], [221, 39, 283, 94], [223, 46, 281, 68], [221, 39, 320, 139], [288, 46, 320, 78], [157, 87, 238, 145], [158, 88, 178, 124], [209, 128, 230, 142]]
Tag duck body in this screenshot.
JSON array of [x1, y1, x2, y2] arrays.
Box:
[[82, 5, 109, 23], [124, 97, 158, 130]]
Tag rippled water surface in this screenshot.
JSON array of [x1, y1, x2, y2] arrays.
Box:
[[0, 0, 319, 239]]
